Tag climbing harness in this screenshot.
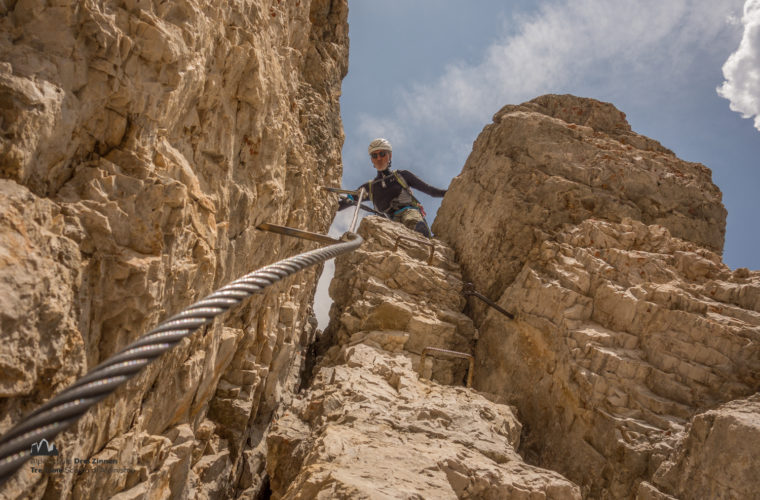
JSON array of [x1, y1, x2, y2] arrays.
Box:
[[391, 170, 424, 214], [462, 283, 514, 320], [0, 195, 367, 484], [390, 171, 432, 237], [366, 171, 414, 211], [366, 170, 433, 237]]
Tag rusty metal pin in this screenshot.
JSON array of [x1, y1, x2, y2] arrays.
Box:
[[394, 235, 435, 264], [419, 347, 475, 388], [322, 186, 361, 196], [256, 223, 341, 245], [462, 283, 514, 320]]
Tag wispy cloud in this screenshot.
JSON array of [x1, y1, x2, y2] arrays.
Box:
[[718, 0, 760, 132], [358, 0, 742, 165]]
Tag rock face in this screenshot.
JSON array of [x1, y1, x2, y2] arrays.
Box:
[[323, 215, 476, 386], [433, 94, 727, 316], [433, 95, 760, 498], [267, 216, 581, 499], [645, 394, 760, 500], [0, 1, 347, 498], [268, 343, 580, 499]]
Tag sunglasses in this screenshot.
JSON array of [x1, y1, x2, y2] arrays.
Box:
[[371, 151, 388, 159]]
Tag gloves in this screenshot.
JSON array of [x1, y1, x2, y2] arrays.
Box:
[[338, 194, 355, 210]]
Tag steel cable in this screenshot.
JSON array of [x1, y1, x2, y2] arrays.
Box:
[[0, 231, 362, 483]]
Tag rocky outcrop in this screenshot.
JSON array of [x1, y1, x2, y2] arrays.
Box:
[[267, 216, 581, 498], [268, 343, 580, 499], [0, 1, 347, 498], [433, 95, 760, 498], [323, 215, 476, 386], [470, 217, 760, 498], [644, 394, 760, 499], [433, 94, 727, 321]]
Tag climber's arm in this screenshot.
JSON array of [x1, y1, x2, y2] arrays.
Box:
[[399, 170, 447, 197]]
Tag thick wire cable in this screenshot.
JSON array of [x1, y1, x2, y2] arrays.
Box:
[[0, 232, 362, 483]]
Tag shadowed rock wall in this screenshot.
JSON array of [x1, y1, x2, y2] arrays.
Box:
[[0, 1, 347, 498]]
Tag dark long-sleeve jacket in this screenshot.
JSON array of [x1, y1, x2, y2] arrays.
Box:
[[338, 168, 447, 215]]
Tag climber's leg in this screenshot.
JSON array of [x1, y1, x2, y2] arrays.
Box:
[[413, 220, 432, 238]]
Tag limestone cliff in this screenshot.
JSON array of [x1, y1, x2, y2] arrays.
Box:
[[433, 95, 760, 498], [433, 95, 727, 319], [0, 1, 347, 498]]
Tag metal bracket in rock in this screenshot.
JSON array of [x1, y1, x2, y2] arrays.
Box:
[[462, 283, 515, 320], [420, 347, 475, 388]]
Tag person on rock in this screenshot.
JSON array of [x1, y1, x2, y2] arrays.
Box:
[[337, 138, 447, 238]]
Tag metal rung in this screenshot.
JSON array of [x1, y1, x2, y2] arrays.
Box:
[[349, 188, 366, 233], [322, 186, 360, 196], [256, 223, 340, 245], [419, 347, 474, 387], [394, 235, 435, 264]]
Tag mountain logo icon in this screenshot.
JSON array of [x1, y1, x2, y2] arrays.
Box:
[[30, 439, 59, 456]]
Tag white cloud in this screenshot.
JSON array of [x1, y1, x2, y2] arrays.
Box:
[[718, 0, 760, 131], [365, 0, 742, 152], [357, 114, 408, 150]]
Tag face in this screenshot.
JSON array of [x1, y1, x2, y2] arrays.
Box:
[[370, 150, 391, 171]]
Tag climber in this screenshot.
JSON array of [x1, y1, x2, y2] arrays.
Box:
[[337, 138, 447, 238]]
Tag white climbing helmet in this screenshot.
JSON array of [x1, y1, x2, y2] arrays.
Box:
[[368, 138, 392, 154]]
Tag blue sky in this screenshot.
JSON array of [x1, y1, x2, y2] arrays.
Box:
[[317, 0, 760, 325]]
